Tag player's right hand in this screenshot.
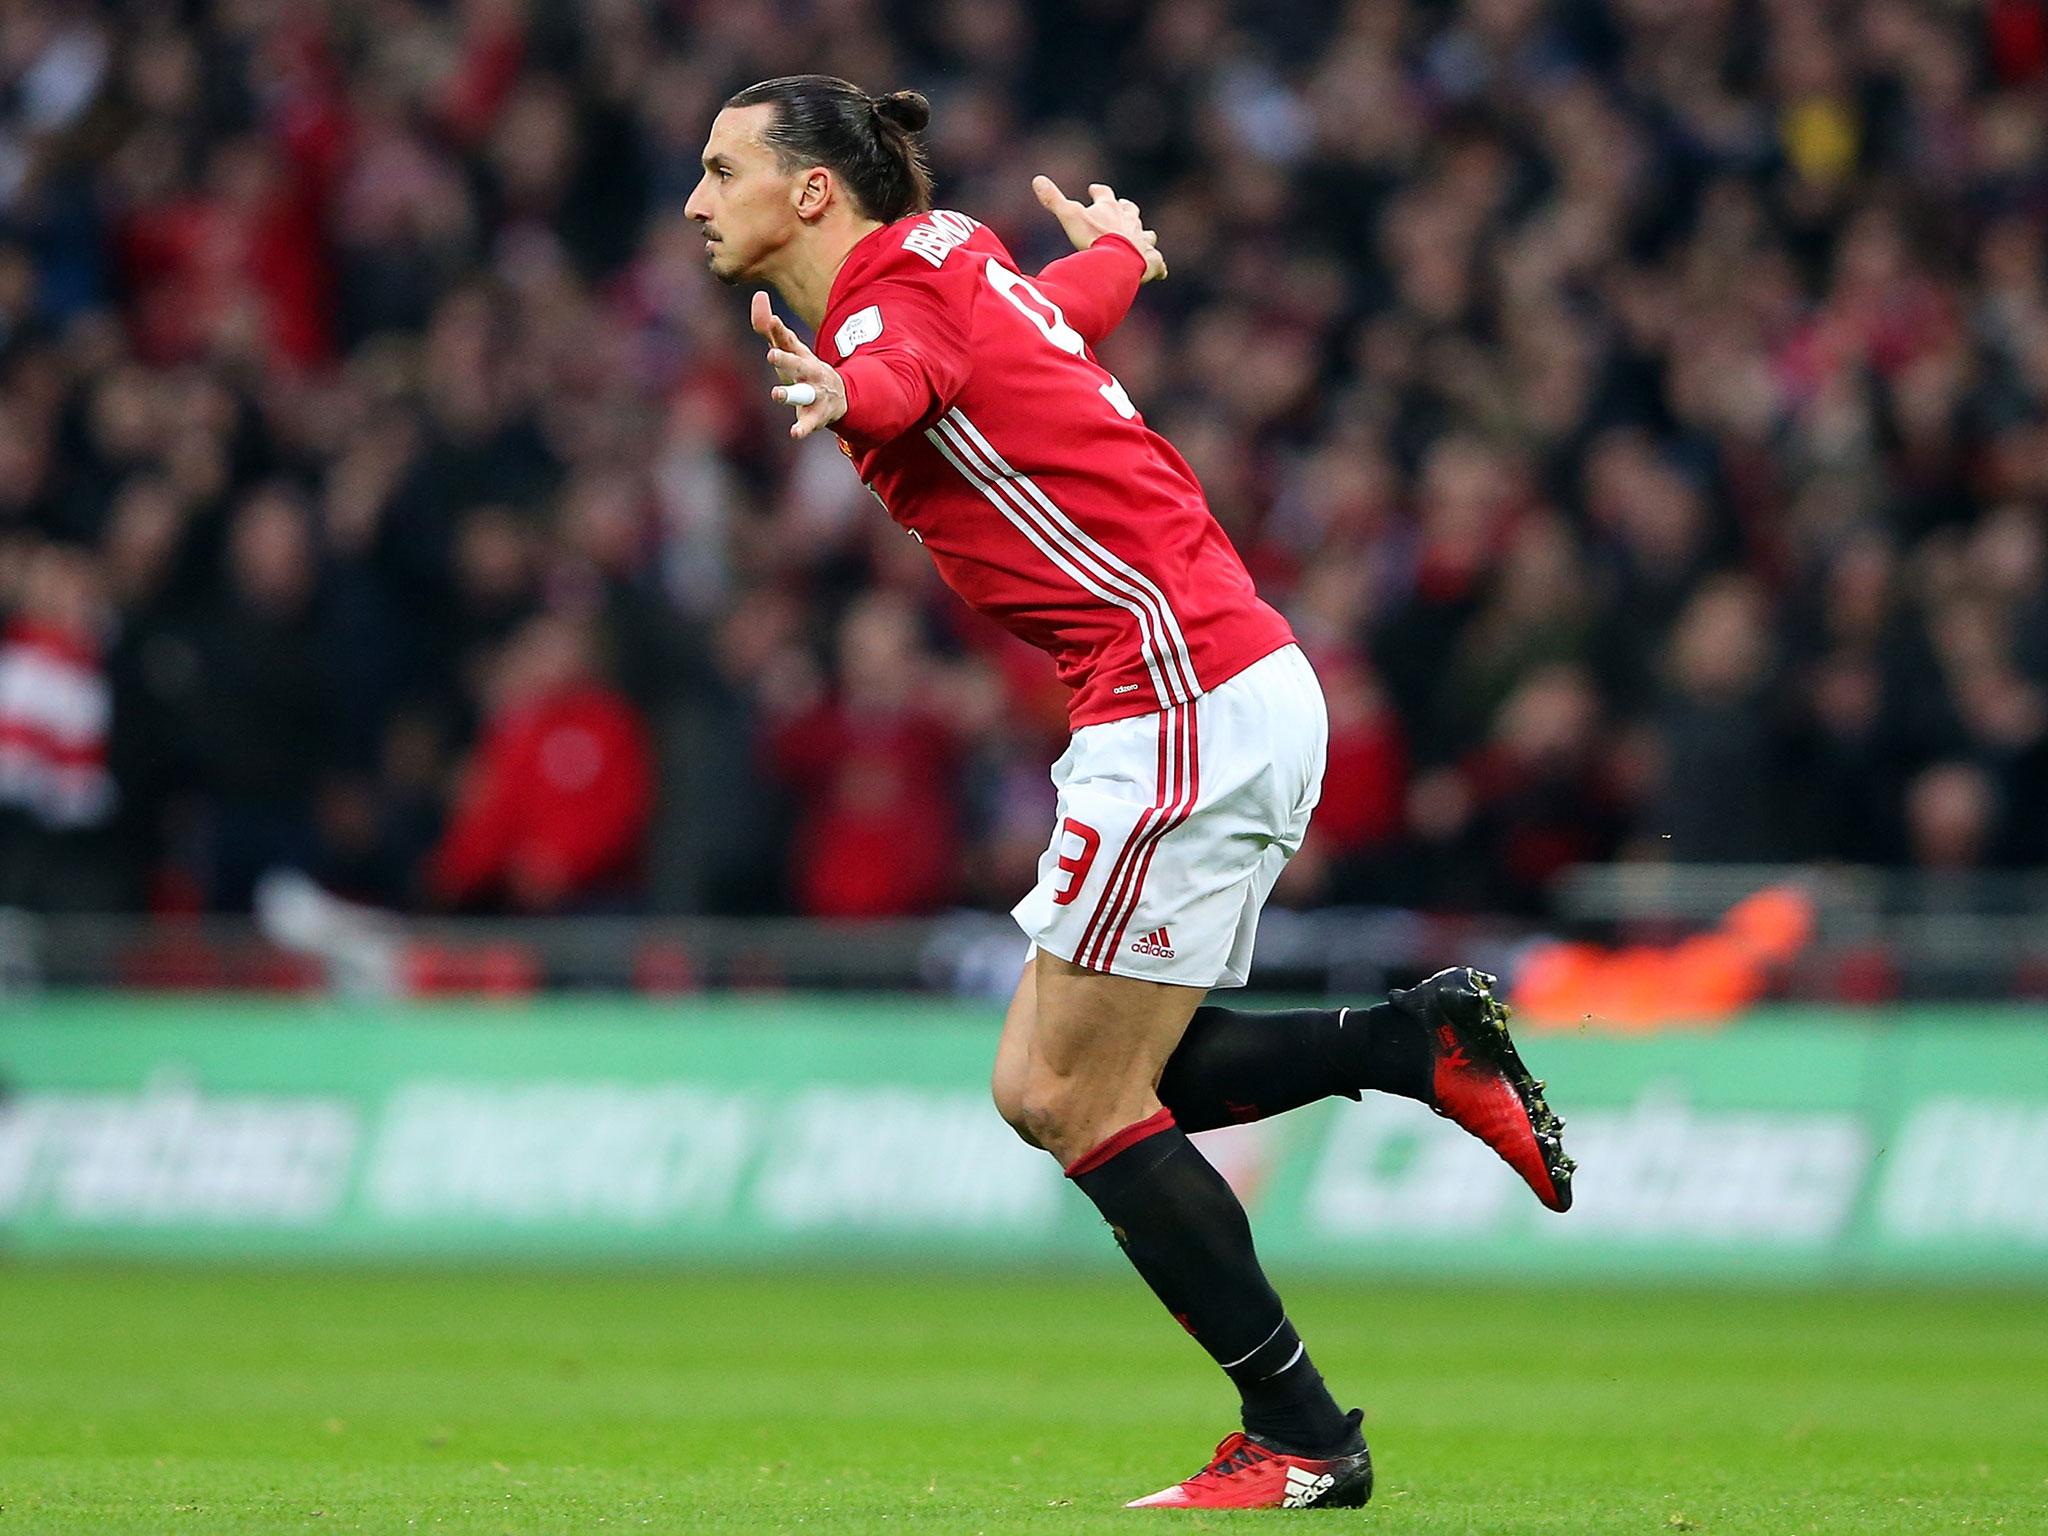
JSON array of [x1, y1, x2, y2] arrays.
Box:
[[751, 290, 847, 441], [1032, 176, 1168, 283]]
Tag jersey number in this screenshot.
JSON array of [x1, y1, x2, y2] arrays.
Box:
[[1051, 817, 1102, 905], [984, 259, 1138, 420]]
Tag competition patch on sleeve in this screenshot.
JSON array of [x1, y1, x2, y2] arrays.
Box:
[[835, 305, 884, 355]]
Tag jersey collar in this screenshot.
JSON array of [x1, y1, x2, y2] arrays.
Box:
[[823, 216, 916, 321]]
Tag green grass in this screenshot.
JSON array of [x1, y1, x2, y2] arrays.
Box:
[[0, 1267, 2042, 1533]]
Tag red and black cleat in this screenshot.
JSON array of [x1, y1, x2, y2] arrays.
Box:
[[1125, 1412, 1373, 1510], [1393, 966, 1575, 1212]]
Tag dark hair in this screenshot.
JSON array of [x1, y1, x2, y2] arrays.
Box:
[[725, 75, 933, 224]]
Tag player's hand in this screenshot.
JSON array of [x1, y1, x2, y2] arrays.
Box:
[[1032, 175, 1168, 283], [751, 290, 847, 440]]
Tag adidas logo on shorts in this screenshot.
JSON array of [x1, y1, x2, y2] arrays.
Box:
[[1130, 926, 1176, 958]]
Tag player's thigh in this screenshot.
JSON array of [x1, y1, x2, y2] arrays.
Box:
[[995, 950, 1203, 1139], [1010, 947, 1207, 1163], [991, 954, 1039, 1137]]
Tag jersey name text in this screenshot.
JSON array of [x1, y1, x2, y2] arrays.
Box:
[[903, 209, 979, 268]]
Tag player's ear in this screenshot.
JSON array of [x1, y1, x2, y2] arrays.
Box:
[[794, 165, 834, 222]]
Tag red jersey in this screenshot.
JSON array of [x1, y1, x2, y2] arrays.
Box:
[[820, 210, 1294, 727]]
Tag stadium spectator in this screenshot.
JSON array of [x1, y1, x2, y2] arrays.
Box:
[[174, 486, 336, 910], [427, 612, 654, 913], [1905, 759, 2002, 872], [1644, 574, 1786, 863], [763, 592, 963, 918], [0, 540, 121, 909], [1409, 663, 1626, 914]]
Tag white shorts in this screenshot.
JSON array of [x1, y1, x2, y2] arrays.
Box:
[[1011, 644, 1327, 990]]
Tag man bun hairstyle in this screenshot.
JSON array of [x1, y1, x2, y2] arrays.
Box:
[[872, 91, 930, 133], [726, 75, 934, 225]]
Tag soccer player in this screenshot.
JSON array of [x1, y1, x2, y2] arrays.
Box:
[[686, 76, 1574, 1511]]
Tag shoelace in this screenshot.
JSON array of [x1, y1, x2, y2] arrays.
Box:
[[1193, 1435, 1269, 1482]]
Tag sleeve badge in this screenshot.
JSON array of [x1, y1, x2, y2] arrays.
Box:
[[835, 305, 884, 355]]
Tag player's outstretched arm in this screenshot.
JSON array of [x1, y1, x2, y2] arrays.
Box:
[[1029, 176, 1161, 347], [752, 290, 846, 441]]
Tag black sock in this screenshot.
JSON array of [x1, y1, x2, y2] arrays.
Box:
[[1067, 1110, 1356, 1453], [1156, 1002, 1431, 1133]]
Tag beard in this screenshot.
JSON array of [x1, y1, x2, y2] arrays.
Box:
[[704, 239, 745, 285]]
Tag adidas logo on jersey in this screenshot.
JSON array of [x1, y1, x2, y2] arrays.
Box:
[[1130, 926, 1175, 958], [1282, 1467, 1337, 1508]]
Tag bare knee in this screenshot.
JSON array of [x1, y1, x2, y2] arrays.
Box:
[[993, 1064, 1090, 1155], [1000, 1067, 1145, 1167], [1008, 1070, 1078, 1153], [991, 1062, 1044, 1149]]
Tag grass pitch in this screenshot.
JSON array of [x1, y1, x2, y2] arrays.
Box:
[[0, 1265, 2041, 1533]]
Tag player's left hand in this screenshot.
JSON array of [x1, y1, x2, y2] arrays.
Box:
[[1032, 176, 1168, 283], [751, 291, 847, 440]]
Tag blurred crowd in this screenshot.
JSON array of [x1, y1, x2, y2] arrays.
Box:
[[1, 0, 2046, 920]]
